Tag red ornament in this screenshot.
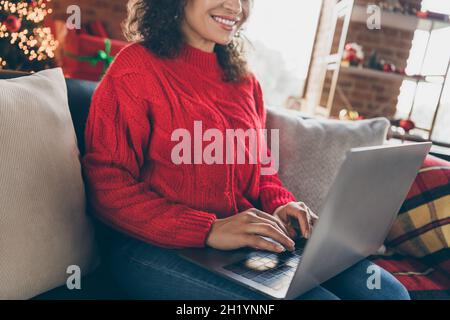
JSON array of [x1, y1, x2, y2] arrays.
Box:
[[5, 15, 21, 33], [399, 120, 415, 132]]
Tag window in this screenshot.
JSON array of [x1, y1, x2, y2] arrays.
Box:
[[396, 0, 450, 144], [421, 0, 450, 15], [244, 0, 323, 108]]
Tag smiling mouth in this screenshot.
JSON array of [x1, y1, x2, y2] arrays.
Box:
[[211, 15, 240, 28]]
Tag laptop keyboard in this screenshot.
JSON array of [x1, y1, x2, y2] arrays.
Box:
[[223, 239, 306, 291]]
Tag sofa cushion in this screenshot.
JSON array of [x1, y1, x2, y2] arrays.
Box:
[[385, 155, 450, 258], [0, 68, 99, 299], [266, 107, 390, 214], [0, 71, 98, 157]]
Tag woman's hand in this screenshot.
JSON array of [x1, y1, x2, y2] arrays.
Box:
[[206, 208, 296, 253], [273, 202, 319, 240]]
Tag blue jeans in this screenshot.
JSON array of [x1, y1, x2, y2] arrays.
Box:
[[106, 236, 410, 300]]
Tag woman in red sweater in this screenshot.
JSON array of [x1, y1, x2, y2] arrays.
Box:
[[82, 0, 409, 300]]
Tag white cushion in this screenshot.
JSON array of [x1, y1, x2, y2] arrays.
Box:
[[0, 68, 99, 299], [266, 107, 390, 214]]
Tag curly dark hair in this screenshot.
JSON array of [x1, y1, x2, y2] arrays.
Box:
[[123, 0, 250, 83]]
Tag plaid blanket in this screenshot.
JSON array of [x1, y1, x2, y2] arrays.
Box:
[[386, 155, 450, 258], [371, 155, 450, 300], [371, 250, 450, 300]]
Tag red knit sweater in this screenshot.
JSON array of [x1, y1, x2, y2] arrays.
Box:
[[82, 43, 296, 248]]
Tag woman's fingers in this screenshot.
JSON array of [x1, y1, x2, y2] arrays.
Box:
[[245, 223, 295, 251], [306, 207, 319, 227], [243, 235, 287, 253], [289, 204, 312, 239], [297, 212, 310, 239], [250, 209, 290, 237], [309, 210, 319, 220], [249, 214, 290, 239], [301, 203, 318, 220]]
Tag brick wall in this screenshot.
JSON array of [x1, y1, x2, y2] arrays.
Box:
[[304, 0, 422, 118], [333, 20, 415, 118], [50, 0, 128, 40]]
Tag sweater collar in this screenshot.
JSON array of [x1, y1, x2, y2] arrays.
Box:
[[178, 43, 222, 76]]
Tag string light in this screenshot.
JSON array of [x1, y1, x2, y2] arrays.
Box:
[[0, 57, 7, 68], [0, 0, 57, 68]]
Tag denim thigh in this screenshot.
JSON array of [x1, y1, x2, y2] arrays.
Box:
[[322, 259, 410, 300], [106, 237, 340, 300]]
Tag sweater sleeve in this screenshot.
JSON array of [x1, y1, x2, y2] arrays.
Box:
[[252, 77, 297, 214], [82, 72, 217, 248]]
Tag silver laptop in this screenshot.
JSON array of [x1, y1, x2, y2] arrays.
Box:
[[179, 142, 431, 299]]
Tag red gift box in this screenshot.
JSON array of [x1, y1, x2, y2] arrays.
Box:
[[62, 30, 129, 81]]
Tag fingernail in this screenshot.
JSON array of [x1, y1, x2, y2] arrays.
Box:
[[277, 246, 285, 252]]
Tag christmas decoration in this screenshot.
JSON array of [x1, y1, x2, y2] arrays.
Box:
[[368, 50, 383, 71], [366, 50, 406, 76], [342, 43, 364, 67], [379, 0, 405, 14], [391, 119, 416, 133], [389, 118, 416, 142], [378, 0, 420, 16], [416, 10, 450, 22], [65, 38, 115, 78], [86, 20, 108, 38], [377, 0, 449, 21], [0, 0, 58, 71], [5, 14, 21, 32], [62, 25, 128, 81], [339, 109, 364, 121]]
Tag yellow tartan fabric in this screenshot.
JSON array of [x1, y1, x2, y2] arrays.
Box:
[[386, 156, 450, 258]]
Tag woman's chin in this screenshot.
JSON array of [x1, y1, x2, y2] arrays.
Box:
[[214, 37, 235, 47]]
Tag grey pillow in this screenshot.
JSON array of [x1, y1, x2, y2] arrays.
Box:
[[266, 107, 390, 214], [0, 68, 99, 299]]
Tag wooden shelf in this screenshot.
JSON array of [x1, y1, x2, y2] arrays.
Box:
[[340, 65, 424, 82], [351, 5, 450, 32]]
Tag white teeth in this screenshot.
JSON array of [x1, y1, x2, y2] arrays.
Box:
[[213, 16, 237, 27]]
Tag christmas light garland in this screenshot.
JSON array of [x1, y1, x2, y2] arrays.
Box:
[[0, 0, 58, 70]]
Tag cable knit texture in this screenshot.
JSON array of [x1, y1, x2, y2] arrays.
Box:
[[82, 42, 296, 249]]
